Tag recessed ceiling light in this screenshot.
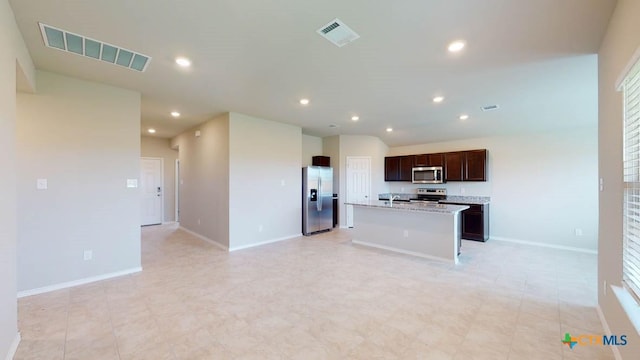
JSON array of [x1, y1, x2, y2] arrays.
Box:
[[433, 96, 445, 103], [175, 57, 191, 67], [171, 111, 181, 118], [459, 114, 469, 120], [448, 40, 465, 53], [299, 98, 310, 105], [148, 128, 156, 134], [386, 127, 393, 132], [351, 115, 359, 121]]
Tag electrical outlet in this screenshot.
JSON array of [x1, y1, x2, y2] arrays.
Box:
[[400, 187, 405, 192], [83, 250, 93, 261], [460, 187, 466, 194], [259, 225, 263, 232], [36, 178, 48, 190], [604, 280, 607, 296], [575, 228, 583, 236], [403, 230, 409, 237], [197, 218, 201, 225]]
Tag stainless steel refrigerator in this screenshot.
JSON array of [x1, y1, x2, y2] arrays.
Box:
[[302, 166, 333, 235]]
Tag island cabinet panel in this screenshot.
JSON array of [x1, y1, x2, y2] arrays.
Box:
[[464, 150, 487, 181], [444, 152, 464, 181], [414, 153, 443, 167], [385, 156, 414, 181]]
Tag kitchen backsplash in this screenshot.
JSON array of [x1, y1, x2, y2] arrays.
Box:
[[385, 182, 490, 197]]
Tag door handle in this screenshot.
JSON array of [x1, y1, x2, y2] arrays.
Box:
[[317, 177, 322, 211]]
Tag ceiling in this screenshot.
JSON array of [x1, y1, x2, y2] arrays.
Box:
[[9, 0, 616, 147]]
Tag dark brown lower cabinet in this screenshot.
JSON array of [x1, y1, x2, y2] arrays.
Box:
[[441, 202, 489, 242]]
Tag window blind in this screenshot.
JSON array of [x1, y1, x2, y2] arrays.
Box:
[[623, 56, 640, 301]]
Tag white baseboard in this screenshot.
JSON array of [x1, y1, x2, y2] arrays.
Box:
[[4, 333, 20, 360], [352, 239, 456, 264], [162, 221, 177, 225], [178, 226, 228, 251], [17, 267, 142, 298], [490, 236, 597, 254], [597, 305, 623, 360], [229, 234, 301, 252]]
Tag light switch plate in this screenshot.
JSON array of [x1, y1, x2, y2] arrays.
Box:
[[126, 179, 138, 188], [36, 178, 48, 190]]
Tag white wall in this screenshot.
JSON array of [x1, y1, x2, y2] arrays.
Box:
[[1, 0, 34, 357], [141, 136, 178, 222], [229, 113, 302, 249], [16, 71, 142, 292], [322, 135, 389, 227], [171, 112, 302, 250], [389, 127, 598, 251], [302, 134, 322, 166], [171, 114, 230, 248], [323, 135, 340, 193], [598, 0, 640, 356]]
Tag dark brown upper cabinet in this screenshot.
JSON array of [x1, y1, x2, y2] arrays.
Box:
[[464, 149, 487, 181], [386, 150, 486, 182], [311, 156, 330, 167], [444, 152, 464, 181], [384, 156, 414, 181], [445, 150, 487, 182], [414, 153, 443, 167]]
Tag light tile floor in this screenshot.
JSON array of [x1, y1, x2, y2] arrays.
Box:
[[15, 224, 614, 359]]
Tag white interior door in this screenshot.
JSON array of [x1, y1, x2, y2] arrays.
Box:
[[346, 156, 371, 227], [141, 158, 163, 226]]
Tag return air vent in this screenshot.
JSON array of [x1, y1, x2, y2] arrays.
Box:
[[481, 104, 500, 112], [316, 18, 360, 47], [39, 23, 151, 72]]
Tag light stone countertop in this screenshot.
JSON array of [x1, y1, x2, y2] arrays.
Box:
[[377, 193, 490, 205], [346, 200, 469, 214]]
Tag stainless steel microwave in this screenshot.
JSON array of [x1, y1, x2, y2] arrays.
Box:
[[412, 166, 444, 184]]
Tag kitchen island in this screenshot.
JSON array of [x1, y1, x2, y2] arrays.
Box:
[[346, 201, 469, 264]]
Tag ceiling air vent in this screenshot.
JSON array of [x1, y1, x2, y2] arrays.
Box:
[[481, 104, 500, 112], [38, 23, 151, 72], [317, 18, 360, 47]]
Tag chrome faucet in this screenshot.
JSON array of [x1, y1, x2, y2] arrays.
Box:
[[389, 194, 400, 207]]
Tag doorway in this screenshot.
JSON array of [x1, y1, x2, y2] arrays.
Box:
[[140, 157, 163, 226], [345, 156, 371, 227]]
